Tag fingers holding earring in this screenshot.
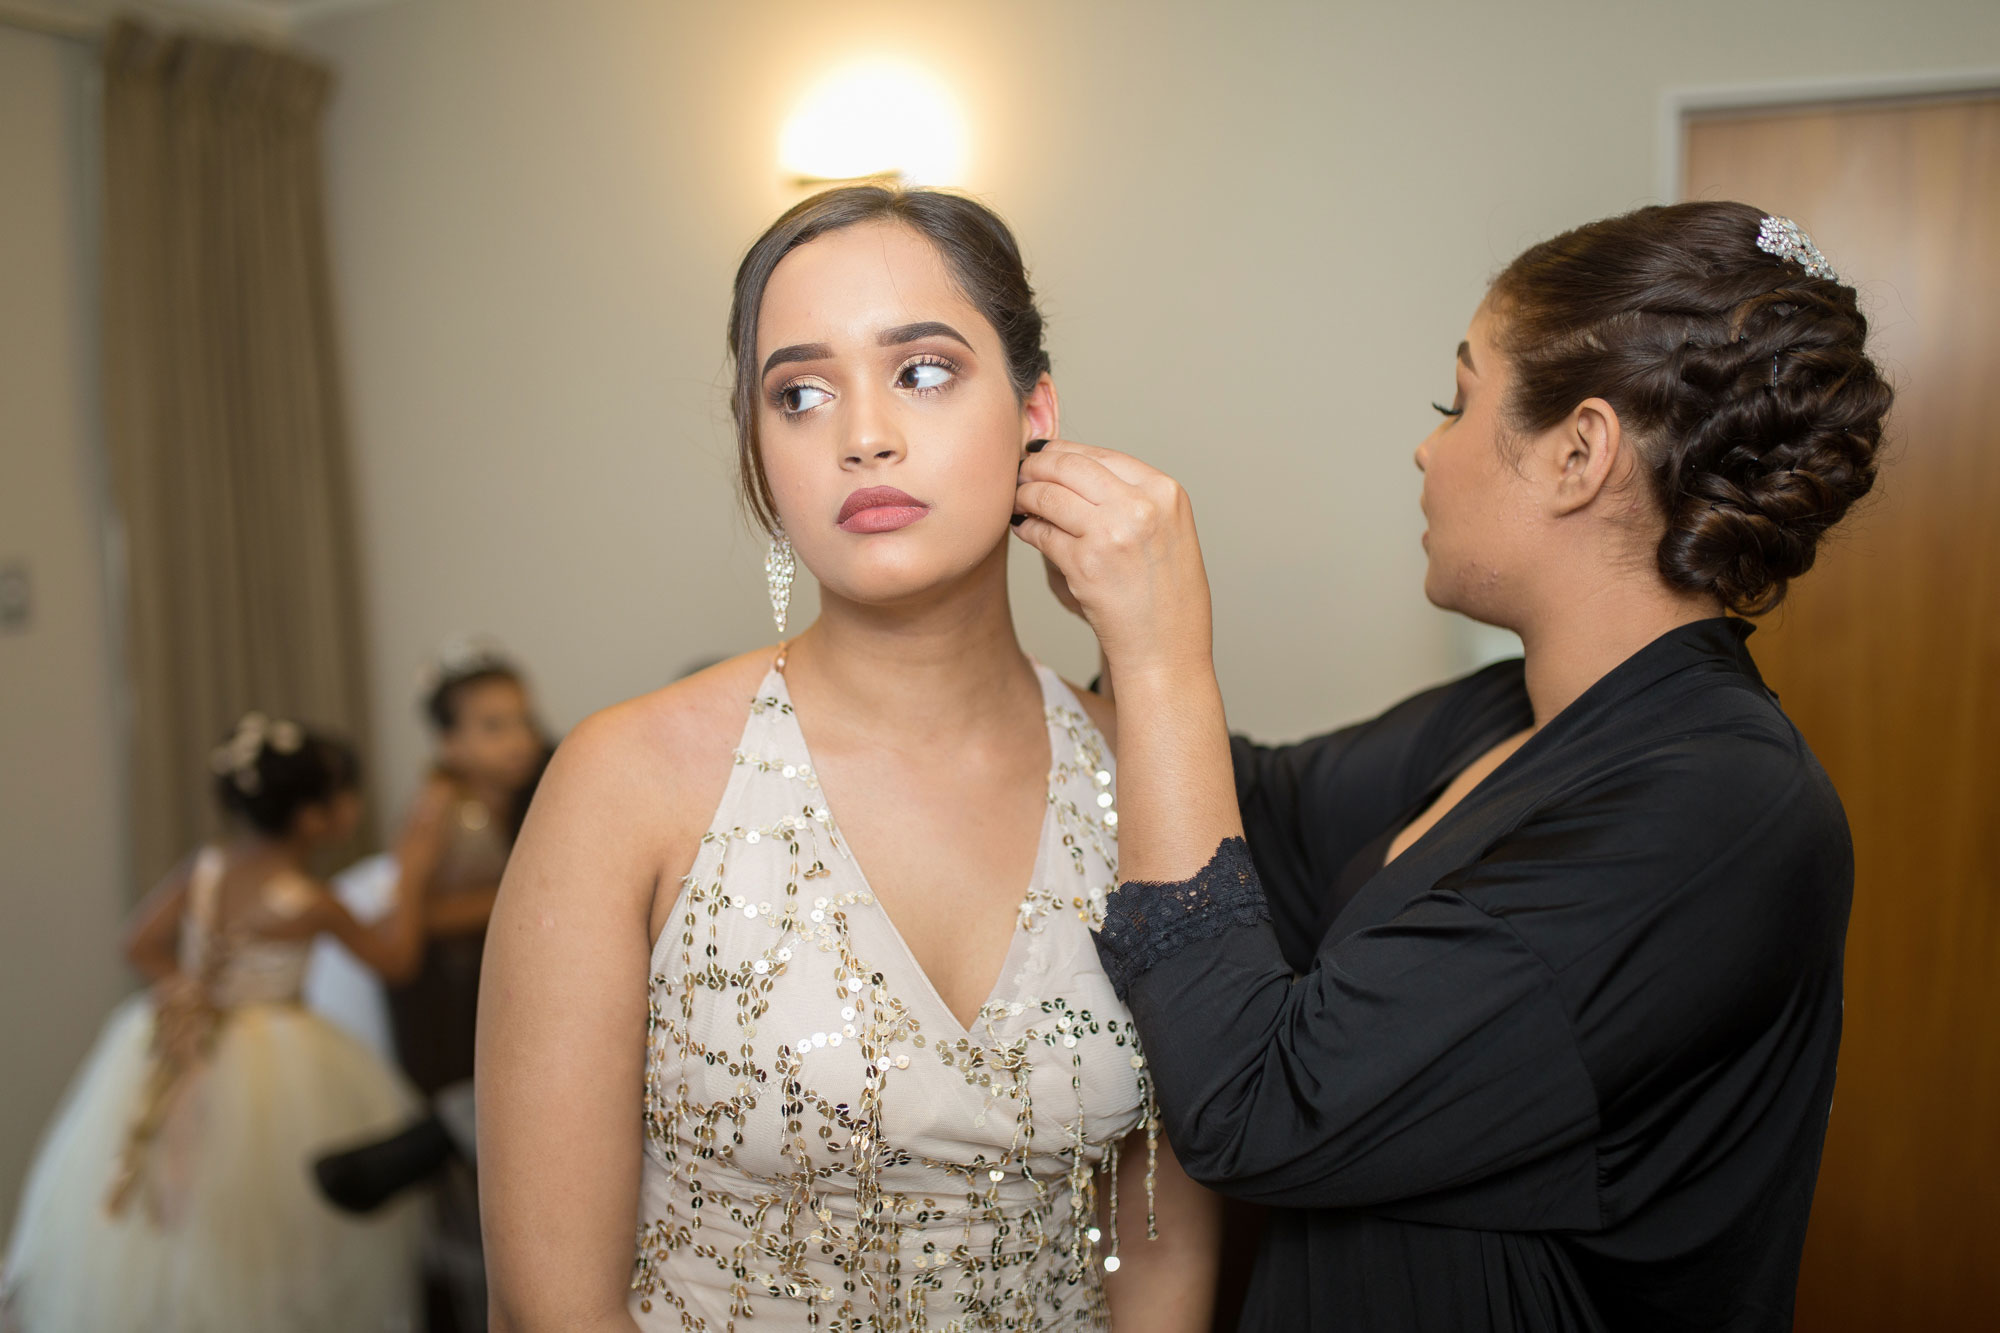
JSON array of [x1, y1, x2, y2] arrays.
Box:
[[1009, 511, 1080, 575], [1018, 446, 1127, 506], [1013, 479, 1096, 537], [1021, 438, 1157, 489]]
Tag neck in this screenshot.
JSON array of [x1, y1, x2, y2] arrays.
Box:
[[782, 541, 1039, 742], [225, 827, 312, 868], [1513, 577, 1723, 727], [455, 771, 513, 810]]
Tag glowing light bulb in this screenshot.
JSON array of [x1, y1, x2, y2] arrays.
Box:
[[779, 61, 967, 186]]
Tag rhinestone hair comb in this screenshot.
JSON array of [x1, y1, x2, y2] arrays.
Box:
[[1756, 215, 1839, 283]]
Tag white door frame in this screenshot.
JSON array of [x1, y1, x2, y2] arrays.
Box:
[[1658, 68, 2000, 203]]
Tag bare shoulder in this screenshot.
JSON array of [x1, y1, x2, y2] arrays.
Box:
[[270, 876, 350, 938], [1062, 676, 1118, 750], [530, 649, 775, 879], [564, 649, 770, 792]]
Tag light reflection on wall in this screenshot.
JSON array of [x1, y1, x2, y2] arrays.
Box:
[[778, 60, 966, 186]]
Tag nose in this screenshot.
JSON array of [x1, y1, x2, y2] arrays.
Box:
[[841, 382, 906, 470], [1413, 434, 1431, 473]]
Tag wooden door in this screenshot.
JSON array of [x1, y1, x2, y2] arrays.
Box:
[[1684, 96, 2000, 1330]]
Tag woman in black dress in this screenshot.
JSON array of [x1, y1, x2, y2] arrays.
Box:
[[1012, 201, 1893, 1331]]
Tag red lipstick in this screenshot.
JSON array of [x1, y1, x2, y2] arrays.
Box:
[[838, 485, 930, 534]]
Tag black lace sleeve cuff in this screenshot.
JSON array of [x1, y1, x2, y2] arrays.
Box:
[[1094, 836, 1272, 1001]]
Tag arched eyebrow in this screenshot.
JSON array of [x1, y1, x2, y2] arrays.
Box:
[[762, 322, 974, 378], [763, 342, 833, 377], [878, 321, 972, 351], [1457, 341, 1476, 372]]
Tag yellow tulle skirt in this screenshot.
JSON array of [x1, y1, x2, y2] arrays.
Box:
[[2, 994, 422, 1332]]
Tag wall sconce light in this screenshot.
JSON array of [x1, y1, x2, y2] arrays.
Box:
[[780, 60, 966, 188]]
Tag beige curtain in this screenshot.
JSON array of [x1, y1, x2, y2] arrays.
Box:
[[101, 19, 373, 889]]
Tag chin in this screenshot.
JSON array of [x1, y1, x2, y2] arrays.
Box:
[[1422, 575, 1484, 622], [1420, 562, 1455, 613], [822, 535, 1005, 608]]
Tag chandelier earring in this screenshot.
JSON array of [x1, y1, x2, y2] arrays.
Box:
[[765, 526, 795, 634]]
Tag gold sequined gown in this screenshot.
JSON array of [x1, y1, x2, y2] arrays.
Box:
[[632, 660, 1155, 1332]]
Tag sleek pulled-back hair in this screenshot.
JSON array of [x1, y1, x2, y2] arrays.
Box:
[[726, 187, 1051, 534], [1488, 200, 1893, 615]]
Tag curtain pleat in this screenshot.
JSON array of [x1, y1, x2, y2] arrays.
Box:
[[101, 19, 373, 890]]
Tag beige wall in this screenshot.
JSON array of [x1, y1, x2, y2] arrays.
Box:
[[296, 0, 2000, 825], [0, 0, 1995, 1239], [0, 27, 130, 1233]]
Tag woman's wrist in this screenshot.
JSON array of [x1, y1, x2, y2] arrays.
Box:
[[1101, 647, 1216, 703]]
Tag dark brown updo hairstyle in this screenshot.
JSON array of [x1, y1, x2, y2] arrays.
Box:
[[424, 652, 524, 733], [1488, 200, 1892, 614], [211, 714, 361, 837], [726, 186, 1051, 534]]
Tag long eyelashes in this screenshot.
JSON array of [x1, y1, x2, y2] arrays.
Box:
[[768, 355, 962, 418], [896, 354, 958, 394], [1432, 401, 1464, 419], [773, 380, 833, 415]]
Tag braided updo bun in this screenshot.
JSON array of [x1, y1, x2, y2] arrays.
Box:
[[1489, 200, 1893, 614]]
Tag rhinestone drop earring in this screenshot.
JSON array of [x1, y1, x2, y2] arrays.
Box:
[[765, 527, 795, 634]]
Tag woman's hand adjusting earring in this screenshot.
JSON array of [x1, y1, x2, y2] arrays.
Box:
[[1012, 439, 1213, 686]]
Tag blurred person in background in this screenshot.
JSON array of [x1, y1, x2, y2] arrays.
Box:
[[2, 715, 425, 1333]]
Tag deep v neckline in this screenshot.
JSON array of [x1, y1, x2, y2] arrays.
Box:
[[764, 660, 1060, 1037]]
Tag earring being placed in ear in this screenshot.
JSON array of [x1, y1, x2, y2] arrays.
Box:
[[765, 526, 795, 633]]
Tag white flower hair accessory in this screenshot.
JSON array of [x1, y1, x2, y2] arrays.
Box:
[[1756, 215, 1839, 283], [210, 711, 304, 795]]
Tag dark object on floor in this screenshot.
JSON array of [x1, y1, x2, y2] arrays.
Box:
[[314, 1113, 453, 1214]]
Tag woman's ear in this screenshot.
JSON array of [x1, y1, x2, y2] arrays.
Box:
[[1022, 373, 1060, 450], [1548, 397, 1624, 518]]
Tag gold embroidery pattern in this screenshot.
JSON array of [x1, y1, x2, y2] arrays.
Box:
[[633, 674, 1156, 1331]]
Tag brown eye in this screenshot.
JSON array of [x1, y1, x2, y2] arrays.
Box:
[[780, 383, 832, 414], [899, 359, 954, 392]]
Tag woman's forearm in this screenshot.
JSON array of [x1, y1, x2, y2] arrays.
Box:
[[371, 863, 431, 983], [489, 1307, 640, 1333], [1108, 664, 1243, 883], [426, 884, 500, 936], [1009, 439, 1232, 879], [478, 712, 667, 1333], [1102, 1126, 1222, 1332]]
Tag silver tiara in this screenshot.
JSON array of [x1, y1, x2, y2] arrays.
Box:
[[1756, 215, 1838, 283]]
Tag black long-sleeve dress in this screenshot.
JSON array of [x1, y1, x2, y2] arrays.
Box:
[[1096, 618, 1849, 1332]]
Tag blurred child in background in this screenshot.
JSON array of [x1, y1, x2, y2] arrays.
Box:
[[1, 714, 424, 1333], [365, 642, 549, 1333], [387, 642, 548, 1098]]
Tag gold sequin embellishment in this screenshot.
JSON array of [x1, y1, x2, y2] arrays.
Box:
[[632, 664, 1156, 1330]]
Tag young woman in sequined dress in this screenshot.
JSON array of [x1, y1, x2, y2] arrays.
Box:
[[477, 189, 1222, 1332]]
